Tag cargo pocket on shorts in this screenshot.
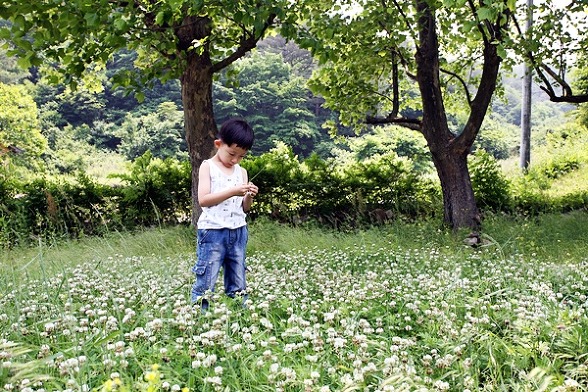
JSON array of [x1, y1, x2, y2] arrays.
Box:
[[192, 259, 207, 275]]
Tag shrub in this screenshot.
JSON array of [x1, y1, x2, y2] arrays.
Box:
[[243, 146, 438, 226], [112, 152, 192, 226], [538, 155, 581, 180], [469, 150, 512, 212]]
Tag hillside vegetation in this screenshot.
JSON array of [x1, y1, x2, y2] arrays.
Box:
[[1, 41, 588, 248]]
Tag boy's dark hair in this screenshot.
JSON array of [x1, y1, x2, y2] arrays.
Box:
[[218, 118, 254, 150]]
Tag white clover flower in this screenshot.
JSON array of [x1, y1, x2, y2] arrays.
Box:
[[340, 374, 353, 385], [333, 337, 345, 349], [260, 317, 274, 330], [204, 376, 222, 386], [281, 367, 296, 381], [433, 380, 450, 391], [203, 354, 217, 367], [564, 378, 581, 388], [323, 312, 336, 323]]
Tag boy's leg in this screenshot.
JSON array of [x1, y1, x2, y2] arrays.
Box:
[[191, 229, 226, 309], [223, 226, 248, 302]]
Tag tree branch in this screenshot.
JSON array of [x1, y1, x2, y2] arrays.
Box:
[[212, 14, 276, 72], [466, 0, 489, 45], [440, 67, 472, 106], [455, 8, 506, 152], [389, 0, 418, 45], [511, 8, 588, 103], [365, 115, 422, 131]]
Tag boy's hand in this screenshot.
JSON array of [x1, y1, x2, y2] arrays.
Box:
[[246, 182, 258, 197], [233, 184, 252, 197]]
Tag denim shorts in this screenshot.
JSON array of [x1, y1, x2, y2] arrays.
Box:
[[191, 226, 248, 304]]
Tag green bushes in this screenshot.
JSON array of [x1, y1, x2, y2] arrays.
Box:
[[112, 152, 192, 226], [1, 147, 439, 247], [3, 143, 588, 248], [469, 150, 512, 212], [509, 152, 588, 215], [0, 153, 192, 248], [470, 149, 588, 216], [242, 143, 439, 227]]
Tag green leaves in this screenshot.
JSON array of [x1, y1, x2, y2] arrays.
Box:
[[0, 0, 298, 93], [84, 12, 99, 27], [0, 83, 47, 161], [155, 10, 169, 26], [476, 6, 494, 21]]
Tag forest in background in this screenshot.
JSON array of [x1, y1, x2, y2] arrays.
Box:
[[2, 33, 588, 247], [1, 34, 576, 180]]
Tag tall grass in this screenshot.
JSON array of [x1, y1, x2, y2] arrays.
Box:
[[1, 214, 588, 391]]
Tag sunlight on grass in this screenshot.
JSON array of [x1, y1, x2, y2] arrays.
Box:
[[85, 151, 129, 185]]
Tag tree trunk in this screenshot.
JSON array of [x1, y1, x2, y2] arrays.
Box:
[[414, 0, 500, 230], [520, 0, 533, 171], [181, 54, 217, 226], [431, 149, 480, 230]]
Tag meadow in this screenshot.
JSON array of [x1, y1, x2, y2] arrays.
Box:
[[1, 213, 588, 392]]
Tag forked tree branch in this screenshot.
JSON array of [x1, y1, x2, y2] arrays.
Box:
[[511, 10, 588, 103]]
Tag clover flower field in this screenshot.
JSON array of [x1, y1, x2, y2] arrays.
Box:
[[1, 241, 588, 391]]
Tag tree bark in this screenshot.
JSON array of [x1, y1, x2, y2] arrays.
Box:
[[178, 17, 217, 226], [181, 58, 216, 226], [415, 0, 482, 230], [175, 15, 272, 226], [520, 0, 533, 171], [431, 150, 480, 230]]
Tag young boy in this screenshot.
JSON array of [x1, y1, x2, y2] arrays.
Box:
[[191, 118, 258, 310]]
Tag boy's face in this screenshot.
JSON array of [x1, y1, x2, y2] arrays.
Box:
[[215, 140, 248, 168]]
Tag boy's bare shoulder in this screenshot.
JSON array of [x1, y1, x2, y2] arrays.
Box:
[[198, 160, 211, 176]]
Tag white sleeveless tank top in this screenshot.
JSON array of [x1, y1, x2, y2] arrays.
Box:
[[197, 160, 247, 229]]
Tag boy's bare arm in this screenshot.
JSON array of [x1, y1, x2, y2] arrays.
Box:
[[198, 162, 255, 207], [242, 168, 258, 212]]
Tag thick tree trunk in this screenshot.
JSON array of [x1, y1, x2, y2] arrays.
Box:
[[431, 150, 480, 230], [175, 16, 218, 226], [174, 14, 272, 226], [181, 54, 217, 226], [414, 0, 501, 230]]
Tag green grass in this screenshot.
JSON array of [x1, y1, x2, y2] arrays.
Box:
[[2, 226, 196, 282], [502, 132, 588, 202], [1, 214, 588, 391]]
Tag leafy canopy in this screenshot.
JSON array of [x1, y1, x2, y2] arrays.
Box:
[[295, 0, 588, 128], [0, 0, 297, 94]]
